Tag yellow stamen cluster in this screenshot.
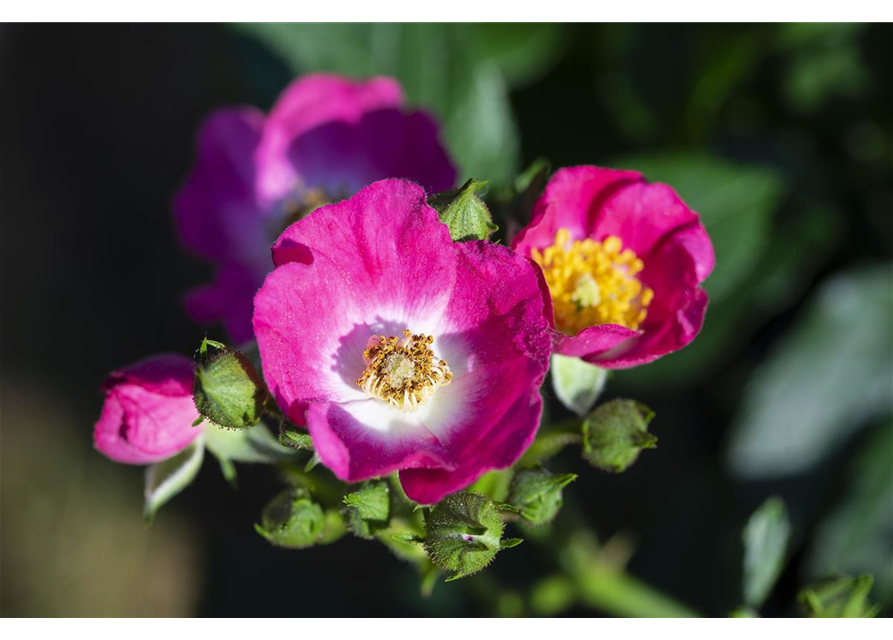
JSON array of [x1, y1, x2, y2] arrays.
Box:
[[531, 228, 654, 335], [357, 330, 453, 412]]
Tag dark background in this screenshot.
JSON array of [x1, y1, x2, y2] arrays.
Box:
[[1, 23, 891, 617]]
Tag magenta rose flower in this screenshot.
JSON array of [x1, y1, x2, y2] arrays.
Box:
[[512, 166, 715, 369], [174, 74, 457, 343], [253, 179, 551, 504], [93, 354, 201, 464]]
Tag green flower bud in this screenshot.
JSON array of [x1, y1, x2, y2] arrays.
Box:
[[424, 491, 519, 581], [427, 178, 497, 242], [798, 575, 880, 618], [507, 465, 577, 526], [193, 338, 267, 430], [254, 487, 325, 549], [342, 480, 391, 539], [582, 399, 657, 473]]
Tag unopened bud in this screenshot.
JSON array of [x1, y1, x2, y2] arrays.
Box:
[[582, 399, 657, 473], [507, 465, 577, 526], [193, 338, 267, 430], [254, 487, 325, 549]]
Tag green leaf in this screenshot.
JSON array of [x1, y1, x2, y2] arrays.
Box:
[[255, 487, 326, 549], [506, 465, 577, 526], [342, 480, 391, 539], [798, 575, 881, 618], [582, 400, 657, 473], [742, 497, 791, 608], [424, 491, 508, 581], [806, 422, 893, 606], [204, 422, 296, 464], [615, 153, 783, 304], [464, 24, 566, 88], [728, 266, 893, 478], [551, 354, 608, 417], [193, 339, 267, 430], [143, 436, 205, 524], [428, 179, 497, 242]]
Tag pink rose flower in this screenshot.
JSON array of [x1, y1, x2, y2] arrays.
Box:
[[93, 354, 201, 464], [175, 74, 457, 343], [253, 179, 551, 504], [512, 166, 715, 368]]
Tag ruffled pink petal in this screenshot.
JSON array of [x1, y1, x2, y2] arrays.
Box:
[[399, 242, 551, 503], [305, 401, 454, 482], [173, 107, 268, 265], [284, 109, 456, 196], [589, 235, 710, 368], [255, 74, 405, 203], [115, 386, 201, 458], [104, 354, 195, 397], [656, 220, 715, 283], [554, 323, 641, 359], [591, 181, 701, 258], [511, 165, 642, 254], [592, 289, 709, 368], [270, 178, 456, 318], [400, 386, 544, 504]]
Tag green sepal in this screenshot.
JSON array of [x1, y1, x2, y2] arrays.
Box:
[[342, 479, 391, 539], [798, 575, 881, 618], [423, 491, 512, 582], [500, 538, 524, 549], [582, 399, 657, 473], [193, 337, 268, 430], [428, 178, 497, 242], [254, 487, 326, 549], [143, 435, 205, 525], [506, 464, 577, 526]]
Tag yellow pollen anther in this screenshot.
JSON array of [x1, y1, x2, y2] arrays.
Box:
[[531, 228, 654, 335], [356, 329, 452, 412]]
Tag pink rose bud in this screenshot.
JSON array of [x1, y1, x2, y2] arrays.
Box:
[[93, 354, 201, 464]]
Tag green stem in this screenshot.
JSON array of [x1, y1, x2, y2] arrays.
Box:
[[572, 563, 699, 618]]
